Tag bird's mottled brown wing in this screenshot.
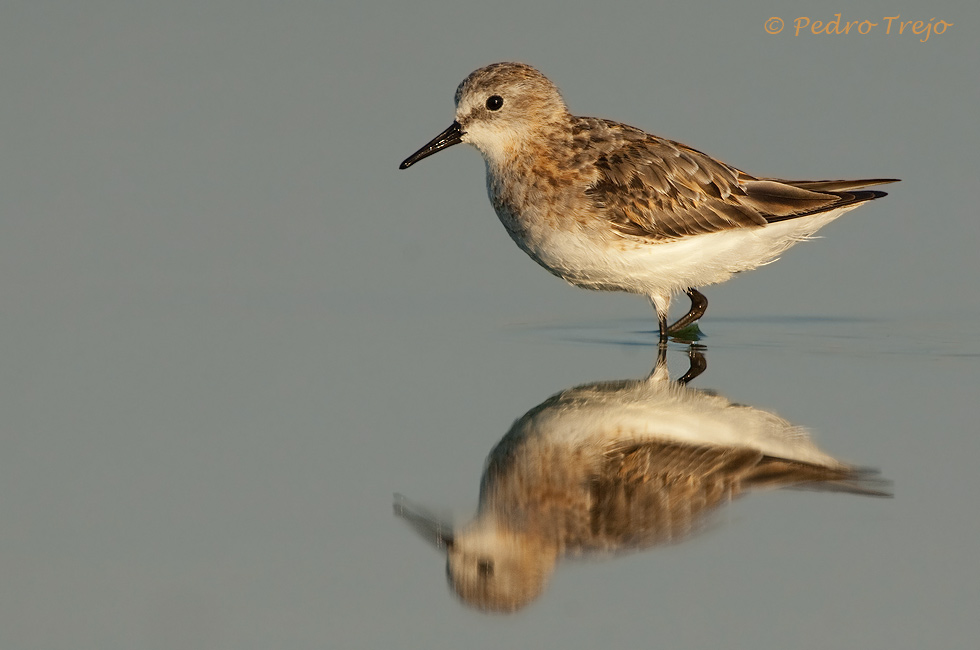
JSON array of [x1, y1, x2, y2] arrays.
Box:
[[578, 118, 892, 241]]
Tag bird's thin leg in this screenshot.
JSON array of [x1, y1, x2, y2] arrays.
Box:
[[649, 294, 671, 343], [667, 289, 708, 334]]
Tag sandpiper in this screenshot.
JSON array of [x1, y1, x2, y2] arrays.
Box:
[[400, 62, 896, 340]]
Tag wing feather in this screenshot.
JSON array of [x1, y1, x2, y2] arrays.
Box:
[[578, 118, 894, 241]]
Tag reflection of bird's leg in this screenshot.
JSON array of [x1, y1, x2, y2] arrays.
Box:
[[677, 346, 707, 384], [648, 344, 705, 384], [649, 344, 670, 382], [667, 289, 708, 334]]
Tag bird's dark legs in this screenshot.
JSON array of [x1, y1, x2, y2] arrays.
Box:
[[649, 291, 708, 381], [653, 289, 706, 342], [667, 289, 708, 334], [650, 294, 671, 343]]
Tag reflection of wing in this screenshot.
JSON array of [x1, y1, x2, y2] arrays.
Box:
[[578, 118, 894, 241], [588, 440, 756, 548], [588, 440, 886, 550]]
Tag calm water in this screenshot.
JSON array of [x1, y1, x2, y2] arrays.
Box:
[[5, 298, 976, 649], [380, 315, 976, 646]]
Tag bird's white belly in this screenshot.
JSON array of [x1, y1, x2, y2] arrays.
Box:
[[509, 206, 856, 298]]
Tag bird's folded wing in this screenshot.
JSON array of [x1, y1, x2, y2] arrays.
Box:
[[583, 124, 892, 240]]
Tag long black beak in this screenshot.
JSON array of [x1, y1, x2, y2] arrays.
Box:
[[399, 121, 465, 169]]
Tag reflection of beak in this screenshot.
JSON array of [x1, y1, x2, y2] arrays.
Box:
[[399, 121, 465, 169], [393, 494, 454, 549]]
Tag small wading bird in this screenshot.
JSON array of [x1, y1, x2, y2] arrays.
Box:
[[400, 62, 897, 340]]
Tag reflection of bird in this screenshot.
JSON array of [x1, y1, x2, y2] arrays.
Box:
[[395, 351, 889, 612], [400, 62, 896, 339]]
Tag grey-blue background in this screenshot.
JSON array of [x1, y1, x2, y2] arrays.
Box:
[[1, 1, 977, 648]]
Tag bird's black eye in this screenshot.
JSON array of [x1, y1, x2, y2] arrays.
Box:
[[485, 95, 503, 111], [477, 559, 494, 577]]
